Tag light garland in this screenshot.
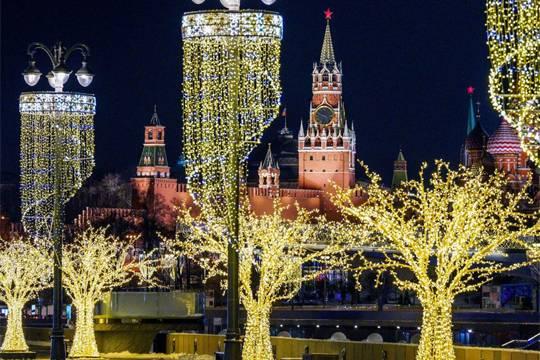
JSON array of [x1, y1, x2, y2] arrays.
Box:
[[486, 0, 540, 163], [169, 203, 349, 360], [181, 10, 282, 224], [62, 227, 157, 358], [19, 91, 96, 238], [0, 239, 52, 352], [335, 162, 540, 360]]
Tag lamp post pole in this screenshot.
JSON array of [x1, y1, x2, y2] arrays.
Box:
[[185, 3, 279, 359], [22, 42, 94, 360]]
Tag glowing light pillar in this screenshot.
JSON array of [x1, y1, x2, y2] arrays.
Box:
[[486, 0, 540, 163], [20, 42, 96, 360], [181, 9, 282, 360]]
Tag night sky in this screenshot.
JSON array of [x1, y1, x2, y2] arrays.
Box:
[[1, 0, 495, 186]]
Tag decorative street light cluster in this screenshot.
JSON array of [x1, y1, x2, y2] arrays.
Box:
[[22, 42, 94, 92], [182, 1, 281, 359], [191, 0, 276, 11], [19, 41, 96, 360]]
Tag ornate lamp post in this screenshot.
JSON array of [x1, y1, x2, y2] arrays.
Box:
[[182, 1, 281, 359], [20, 42, 96, 360]]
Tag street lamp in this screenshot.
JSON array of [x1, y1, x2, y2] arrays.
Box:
[[183, 2, 281, 360], [23, 42, 94, 91], [20, 41, 96, 360]]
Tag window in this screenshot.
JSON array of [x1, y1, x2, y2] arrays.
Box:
[[157, 131, 162, 140], [309, 156, 314, 161], [322, 156, 326, 161], [148, 131, 153, 140]]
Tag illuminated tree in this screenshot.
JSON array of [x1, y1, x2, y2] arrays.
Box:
[[0, 239, 52, 352], [62, 227, 156, 358], [486, 0, 540, 163], [170, 203, 348, 360], [335, 162, 540, 360]]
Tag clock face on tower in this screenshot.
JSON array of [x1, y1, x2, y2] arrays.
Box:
[[315, 106, 334, 125]]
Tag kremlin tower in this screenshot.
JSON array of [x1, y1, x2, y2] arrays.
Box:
[[258, 144, 280, 194], [298, 9, 356, 192], [391, 149, 408, 188], [135, 106, 170, 178]]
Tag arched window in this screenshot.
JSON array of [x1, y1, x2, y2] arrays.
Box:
[[322, 156, 326, 161], [157, 131, 162, 140], [337, 137, 343, 147], [148, 131, 153, 140], [309, 156, 314, 161]]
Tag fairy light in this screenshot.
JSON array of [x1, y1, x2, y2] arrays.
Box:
[[181, 10, 282, 222], [335, 162, 540, 360], [0, 239, 52, 352], [486, 0, 540, 163], [61, 227, 157, 358], [19, 91, 96, 238], [168, 202, 349, 360]]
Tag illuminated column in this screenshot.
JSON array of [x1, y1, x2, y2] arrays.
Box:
[[486, 0, 540, 163], [182, 9, 282, 360], [20, 92, 96, 237]]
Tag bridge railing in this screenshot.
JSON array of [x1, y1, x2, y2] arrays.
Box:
[[166, 333, 540, 360]]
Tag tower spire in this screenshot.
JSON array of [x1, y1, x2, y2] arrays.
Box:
[[299, 118, 305, 137], [466, 86, 476, 135], [150, 104, 161, 125], [320, 8, 336, 65], [392, 148, 408, 188]]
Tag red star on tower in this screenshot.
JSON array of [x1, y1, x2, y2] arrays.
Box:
[[467, 86, 475, 95], [324, 8, 333, 21]]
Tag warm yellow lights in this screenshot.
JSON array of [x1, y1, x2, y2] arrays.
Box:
[[19, 92, 96, 238], [335, 162, 540, 360], [181, 10, 282, 221], [62, 227, 156, 358], [0, 239, 52, 352], [170, 203, 348, 360], [486, 0, 540, 163]]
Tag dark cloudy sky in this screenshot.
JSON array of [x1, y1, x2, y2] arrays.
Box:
[[1, 0, 496, 185]]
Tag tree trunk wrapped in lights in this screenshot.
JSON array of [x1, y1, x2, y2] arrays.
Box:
[[19, 92, 96, 238], [61, 227, 157, 358], [0, 239, 52, 352], [334, 162, 540, 360], [168, 203, 349, 360], [486, 0, 540, 163]]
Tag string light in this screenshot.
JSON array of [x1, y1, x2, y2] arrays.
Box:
[[181, 10, 282, 223], [0, 239, 52, 352], [486, 0, 540, 163], [19, 91, 96, 238], [61, 227, 157, 358], [169, 202, 349, 360], [335, 162, 540, 360]]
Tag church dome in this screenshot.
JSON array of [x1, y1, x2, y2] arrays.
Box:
[[487, 118, 522, 155], [464, 122, 488, 150]]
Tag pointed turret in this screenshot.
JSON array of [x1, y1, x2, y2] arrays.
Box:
[[320, 8, 336, 65], [262, 143, 276, 168], [466, 86, 476, 135], [299, 118, 305, 138], [258, 143, 280, 191], [392, 149, 408, 189], [150, 104, 161, 125]]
